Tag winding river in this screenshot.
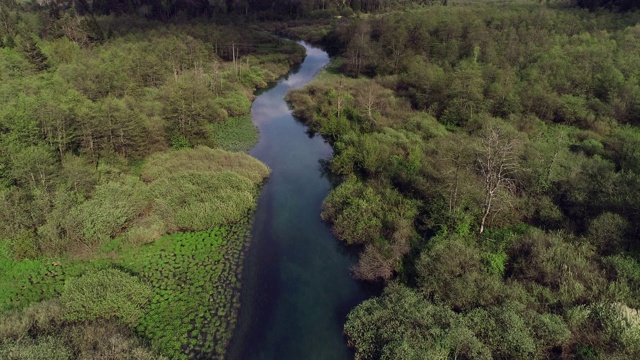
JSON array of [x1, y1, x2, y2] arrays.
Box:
[[227, 43, 375, 359]]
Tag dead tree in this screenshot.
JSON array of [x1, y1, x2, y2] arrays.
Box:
[[477, 125, 521, 234]]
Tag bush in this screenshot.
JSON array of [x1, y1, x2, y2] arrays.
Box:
[[416, 236, 505, 310], [507, 230, 606, 307], [587, 212, 628, 254], [0, 300, 64, 341], [322, 180, 418, 246], [0, 336, 72, 360], [345, 284, 491, 360], [141, 146, 269, 185], [66, 320, 161, 360], [209, 115, 259, 152], [603, 255, 640, 308], [213, 90, 251, 117], [68, 177, 151, 244], [150, 171, 256, 231], [60, 268, 153, 326], [124, 215, 166, 246]]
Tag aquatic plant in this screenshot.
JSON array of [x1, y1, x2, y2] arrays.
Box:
[[119, 217, 253, 359]]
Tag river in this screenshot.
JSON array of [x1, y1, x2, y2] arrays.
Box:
[[226, 42, 375, 359]]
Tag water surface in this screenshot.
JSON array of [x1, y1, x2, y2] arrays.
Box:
[[227, 42, 374, 360]]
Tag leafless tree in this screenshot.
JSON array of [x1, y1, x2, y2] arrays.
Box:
[[352, 244, 395, 282], [477, 125, 522, 234]]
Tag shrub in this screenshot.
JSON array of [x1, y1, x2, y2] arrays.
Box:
[[213, 90, 251, 117], [150, 171, 256, 231], [141, 146, 269, 185], [209, 115, 259, 152], [124, 215, 166, 246], [416, 236, 505, 310], [0, 336, 72, 360], [60, 268, 153, 326], [0, 300, 63, 343], [66, 320, 162, 360], [67, 177, 151, 244]]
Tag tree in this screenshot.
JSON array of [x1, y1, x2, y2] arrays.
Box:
[[344, 20, 373, 77], [587, 212, 628, 254], [476, 123, 523, 234], [17, 33, 49, 71], [431, 133, 478, 216], [0, 4, 17, 45], [10, 145, 58, 192], [442, 58, 486, 126]]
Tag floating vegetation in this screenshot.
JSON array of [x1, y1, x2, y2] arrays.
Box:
[[118, 216, 253, 359]]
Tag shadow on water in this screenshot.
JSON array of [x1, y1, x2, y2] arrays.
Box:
[[226, 42, 378, 360]]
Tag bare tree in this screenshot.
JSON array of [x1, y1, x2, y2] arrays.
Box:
[[477, 125, 522, 234], [354, 81, 388, 129], [352, 244, 396, 282], [335, 79, 346, 119]]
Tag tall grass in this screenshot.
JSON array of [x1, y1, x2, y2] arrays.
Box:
[[141, 146, 269, 185]]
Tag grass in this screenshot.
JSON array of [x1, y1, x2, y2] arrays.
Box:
[[141, 146, 269, 185]]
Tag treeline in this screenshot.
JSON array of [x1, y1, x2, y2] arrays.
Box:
[[11, 0, 443, 20], [575, 0, 640, 11], [288, 3, 640, 359]]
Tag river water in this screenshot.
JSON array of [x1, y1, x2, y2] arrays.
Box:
[[227, 42, 374, 359]]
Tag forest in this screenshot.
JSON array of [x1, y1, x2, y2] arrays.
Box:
[[286, 1, 640, 359], [1, 0, 640, 359], [0, 0, 303, 358]]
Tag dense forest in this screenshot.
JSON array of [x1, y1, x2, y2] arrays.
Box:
[[287, 1, 640, 359], [0, 0, 304, 358], [1, 0, 640, 359]]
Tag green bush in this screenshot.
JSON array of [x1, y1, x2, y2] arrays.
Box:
[[68, 177, 151, 244], [213, 90, 251, 117], [345, 284, 492, 360], [60, 268, 153, 326], [209, 115, 259, 152], [603, 255, 640, 308], [150, 171, 256, 231], [124, 215, 166, 246], [141, 146, 269, 185], [322, 180, 418, 246], [0, 336, 72, 360], [417, 236, 505, 310]]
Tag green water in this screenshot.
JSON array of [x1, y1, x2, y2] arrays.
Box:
[[227, 43, 375, 359]]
